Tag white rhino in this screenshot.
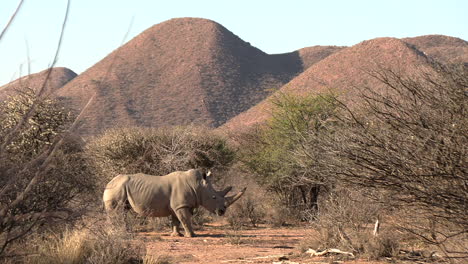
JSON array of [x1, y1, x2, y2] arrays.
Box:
[[103, 169, 245, 237]]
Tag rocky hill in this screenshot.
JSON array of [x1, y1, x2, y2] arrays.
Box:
[[221, 37, 441, 131], [403, 35, 468, 64], [0, 67, 76, 101], [54, 18, 340, 136], [2, 18, 464, 137]]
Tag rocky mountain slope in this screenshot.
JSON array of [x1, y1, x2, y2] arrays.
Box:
[[0, 67, 76, 101], [221, 37, 447, 131], [54, 18, 340, 136], [2, 18, 465, 137]]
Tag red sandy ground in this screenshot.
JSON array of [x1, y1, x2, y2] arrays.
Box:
[[139, 224, 386, 264]]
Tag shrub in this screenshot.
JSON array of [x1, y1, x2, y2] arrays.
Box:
[[226, 194, 265, 228], [0, 87, 71, 159], [297, 63, 467, 260], [305, 187, 383, 250], [238, 93, 339, 214], [329, 64, 468, 257], [87, 126, 235, 183], [27, 225, 142, 264], [363, 234, 400, 259], [0, 87, 96, 256]]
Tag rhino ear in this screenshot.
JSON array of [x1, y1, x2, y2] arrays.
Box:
[[203, 170, 212, 181], [202, 171, 211, 182]]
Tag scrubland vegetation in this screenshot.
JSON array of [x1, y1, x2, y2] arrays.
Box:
[[1, 2, 466, 262], [0, 63, 465, 263]]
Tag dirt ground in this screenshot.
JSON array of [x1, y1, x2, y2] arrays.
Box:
[[139, 224, 386, 264]]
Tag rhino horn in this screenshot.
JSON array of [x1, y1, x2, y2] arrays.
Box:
[[218, 186, 232, 197], [225, 187, 247, 207]]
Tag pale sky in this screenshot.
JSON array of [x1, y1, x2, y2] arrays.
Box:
[[0, 0, 466, 86]]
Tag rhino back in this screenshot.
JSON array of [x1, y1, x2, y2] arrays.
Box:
[[125, 171, 201, 216]]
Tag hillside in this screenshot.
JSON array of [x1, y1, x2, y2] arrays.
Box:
[[54, 18, 340, 136], [4, 21, 464, 137], [403, 35, 468, 64], [221, 37, 436, 131], [0, 67, 76, 101], [297, 45, 345, 69]]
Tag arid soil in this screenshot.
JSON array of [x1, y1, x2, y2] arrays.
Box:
[[139, 224, 385, 264]]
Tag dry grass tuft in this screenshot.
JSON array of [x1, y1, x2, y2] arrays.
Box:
[[26, 221, 142, 264]]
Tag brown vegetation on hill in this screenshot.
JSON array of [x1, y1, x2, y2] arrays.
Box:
[[0, 67, 76, 101], [297, 45, 345, 69], [53, 18, 340, 136], [403, 34, 468, 64], [221, 37, 438, 131], [3, 21, 464, 137]]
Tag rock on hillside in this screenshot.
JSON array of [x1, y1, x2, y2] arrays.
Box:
[[56, 18, 339, 136], [0, 67, 77, 101], [222, 37, 435, 131], [403, 35, 468, 64]]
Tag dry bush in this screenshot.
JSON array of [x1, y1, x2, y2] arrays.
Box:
[[87, 126, 235, 184], [0, 87, 97, 256], [293, 64, 467, 261], [88, 126, 235, 231], [0, 2, 99, 259], [26, 224, 142, 264], [225, 230, 245, 245], [327, 64, 468, 259], [300, 188, 401, 260], [220, 166, 275, 227], [334, 64, 467, 226], [363, 234, 400, 259], [226, 194, 265, 228], [387, 207, 468, 261], [303, 187, 387, 253], [220, 166, 295, 227], [21, 214, 171, 264], [0, 87, 71, 159]]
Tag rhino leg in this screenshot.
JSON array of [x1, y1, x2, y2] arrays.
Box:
[[170, 215, 183, 237], [175, 208, 195, 237]]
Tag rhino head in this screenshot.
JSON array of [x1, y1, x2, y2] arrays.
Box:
[[199, 171, 246, 216]]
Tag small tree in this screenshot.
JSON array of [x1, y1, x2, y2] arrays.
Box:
[[239, 93, 339, 213]]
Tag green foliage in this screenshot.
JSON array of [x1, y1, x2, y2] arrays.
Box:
[[0, 87, 71, 159], [87, 126, 235, 181], [239, 93, 338, 210]]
